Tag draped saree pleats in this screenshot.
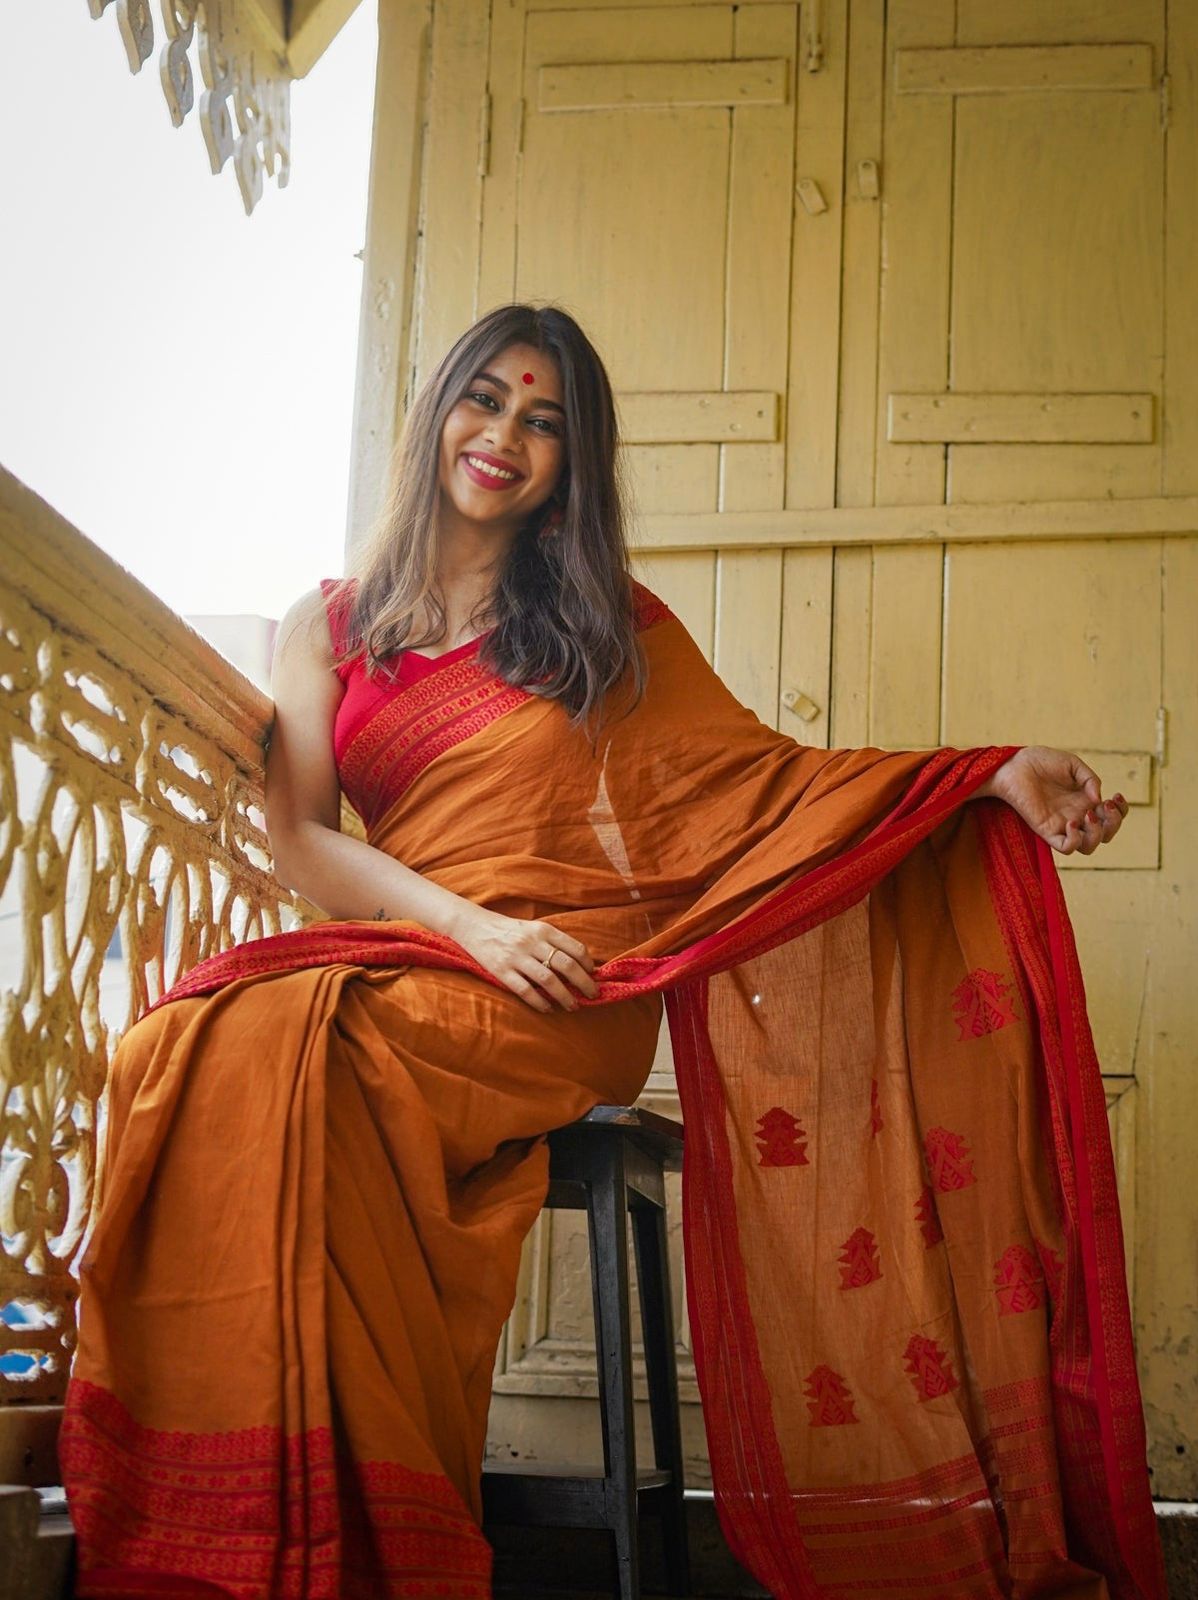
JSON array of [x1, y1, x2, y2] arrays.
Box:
[[60, 581, 1165, 1600]]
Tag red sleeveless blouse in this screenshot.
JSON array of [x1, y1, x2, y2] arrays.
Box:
[[319, 576, 495, 767]]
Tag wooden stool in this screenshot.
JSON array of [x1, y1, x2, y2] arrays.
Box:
[[481, 1105, 690, 1600]]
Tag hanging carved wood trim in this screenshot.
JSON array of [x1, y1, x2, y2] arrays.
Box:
[[83, 0, 292, 214], [0, 466, 313, 1402]]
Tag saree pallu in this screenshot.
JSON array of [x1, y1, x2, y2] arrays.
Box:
[[59, 581, 1166, 1600]]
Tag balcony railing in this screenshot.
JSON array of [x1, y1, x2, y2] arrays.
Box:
[[0, 465, 312, 1403]]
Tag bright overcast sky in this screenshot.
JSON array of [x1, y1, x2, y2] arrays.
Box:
[[0, 1, 378, 621]]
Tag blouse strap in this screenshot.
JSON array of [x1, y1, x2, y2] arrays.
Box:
[[629, 576, 674, 632], [318, 577, 359, 673]]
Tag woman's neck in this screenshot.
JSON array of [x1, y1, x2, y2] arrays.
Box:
[[428, 532, 508, 644]]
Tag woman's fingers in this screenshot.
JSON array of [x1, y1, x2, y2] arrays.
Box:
[[1078, 792, 1129, 852], [550, 949, 600, 999], [1065, 805, 1118, 855], [508, 972, 553, 1014], [1096, 798, 1124, 842], [1057, 778, 1131, 856], [1067, 753, 1102, 804], [536, 926, 596, 974], [1059, 815, 1094, 854], [520, 953, 580, 1011]]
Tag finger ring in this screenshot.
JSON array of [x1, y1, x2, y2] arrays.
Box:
[[541, 946, 558, 973]]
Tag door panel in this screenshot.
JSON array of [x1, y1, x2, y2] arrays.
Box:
[[876, 5, 1166, 504], [942, 538, 1162, 869], [949, 86, 1163, 502]]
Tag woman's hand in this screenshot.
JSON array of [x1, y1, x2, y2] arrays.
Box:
[[974, 745, 1129, 855], [446, 905, 601, 1014]]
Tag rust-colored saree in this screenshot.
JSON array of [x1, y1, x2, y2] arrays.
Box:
[[60, 581, 1165, 1600]]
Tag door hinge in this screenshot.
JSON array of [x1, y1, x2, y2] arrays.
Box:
[[1155, 705, 1168, 768], [515, 96, 526, 160], [478, 89, 492, 177], [804, 0, 824, 72], [1160, 73, 1171, 130]]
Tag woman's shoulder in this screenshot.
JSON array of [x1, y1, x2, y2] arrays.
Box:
[[317, 574, 358, 604], [628, 575, 674, 633], [276, 581, 355, 671], [312, 577, 362, 661]]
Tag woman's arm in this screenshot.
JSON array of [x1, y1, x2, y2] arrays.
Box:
[[264, 588, 474, 933], [263, 589, 598, 1013]]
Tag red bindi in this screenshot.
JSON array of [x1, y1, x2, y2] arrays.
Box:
[[521, 371, 535, 385]]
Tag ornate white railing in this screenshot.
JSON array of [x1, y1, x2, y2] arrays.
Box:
[[0, 465, 310, 1403]]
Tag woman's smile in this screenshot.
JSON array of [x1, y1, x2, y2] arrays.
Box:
[[460, 450, 526, 489]]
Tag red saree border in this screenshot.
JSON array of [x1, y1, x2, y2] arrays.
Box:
[[61, 1377, 492, 1600], [975, 811, 1165, 1599], [598, 744, 1017, 992], [346, 668, 531, 829], [664, 976, 819, 1597]]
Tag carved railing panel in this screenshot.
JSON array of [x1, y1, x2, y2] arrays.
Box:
[[0, 466, 310, 1402]]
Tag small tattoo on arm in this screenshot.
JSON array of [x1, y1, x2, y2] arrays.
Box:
[[372, 907, 387, 921]]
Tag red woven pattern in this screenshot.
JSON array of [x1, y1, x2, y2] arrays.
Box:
[[61, 1380, 491, 1600]]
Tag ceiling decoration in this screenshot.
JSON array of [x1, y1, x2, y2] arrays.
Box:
[[85, 0, 291, 214]]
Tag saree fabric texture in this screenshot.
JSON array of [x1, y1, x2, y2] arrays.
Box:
[[59, 579, 1165, 1600]]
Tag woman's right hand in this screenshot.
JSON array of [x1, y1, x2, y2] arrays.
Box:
[[447, 906, 601, 1013]]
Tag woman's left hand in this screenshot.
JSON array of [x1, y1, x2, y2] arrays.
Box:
[[974, 745, 1129, 855]]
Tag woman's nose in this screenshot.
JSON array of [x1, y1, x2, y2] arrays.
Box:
[[485, 412, 521, 449]]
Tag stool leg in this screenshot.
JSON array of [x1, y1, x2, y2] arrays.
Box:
[[632, 1200, 691, 1596], [587, 1139, 640, 1600]]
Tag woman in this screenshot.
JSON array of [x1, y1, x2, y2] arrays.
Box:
[[60, 302, 1165, 1600]]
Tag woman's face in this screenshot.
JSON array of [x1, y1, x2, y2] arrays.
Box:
[[437, 342, 567, 539]]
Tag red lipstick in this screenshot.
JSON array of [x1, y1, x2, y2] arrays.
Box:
[[460, 451, 525, 490]]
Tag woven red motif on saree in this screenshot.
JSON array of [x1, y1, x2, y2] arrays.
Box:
[[61, 1381, 492, 1600]]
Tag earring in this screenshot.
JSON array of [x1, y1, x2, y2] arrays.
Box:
[[539, 502, 565, 539]]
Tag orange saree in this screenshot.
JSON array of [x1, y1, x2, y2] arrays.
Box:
[[59, 581, 1166, 1600]]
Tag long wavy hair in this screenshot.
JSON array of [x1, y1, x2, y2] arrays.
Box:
[[328, 302, 647, 738]]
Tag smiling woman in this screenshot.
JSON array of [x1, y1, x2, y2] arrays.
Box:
[[58, 302, 1164, 1600], [316, 305, 646, 734]]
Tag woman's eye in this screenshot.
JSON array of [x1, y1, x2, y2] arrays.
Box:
[[467, 392, 558, 434]]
